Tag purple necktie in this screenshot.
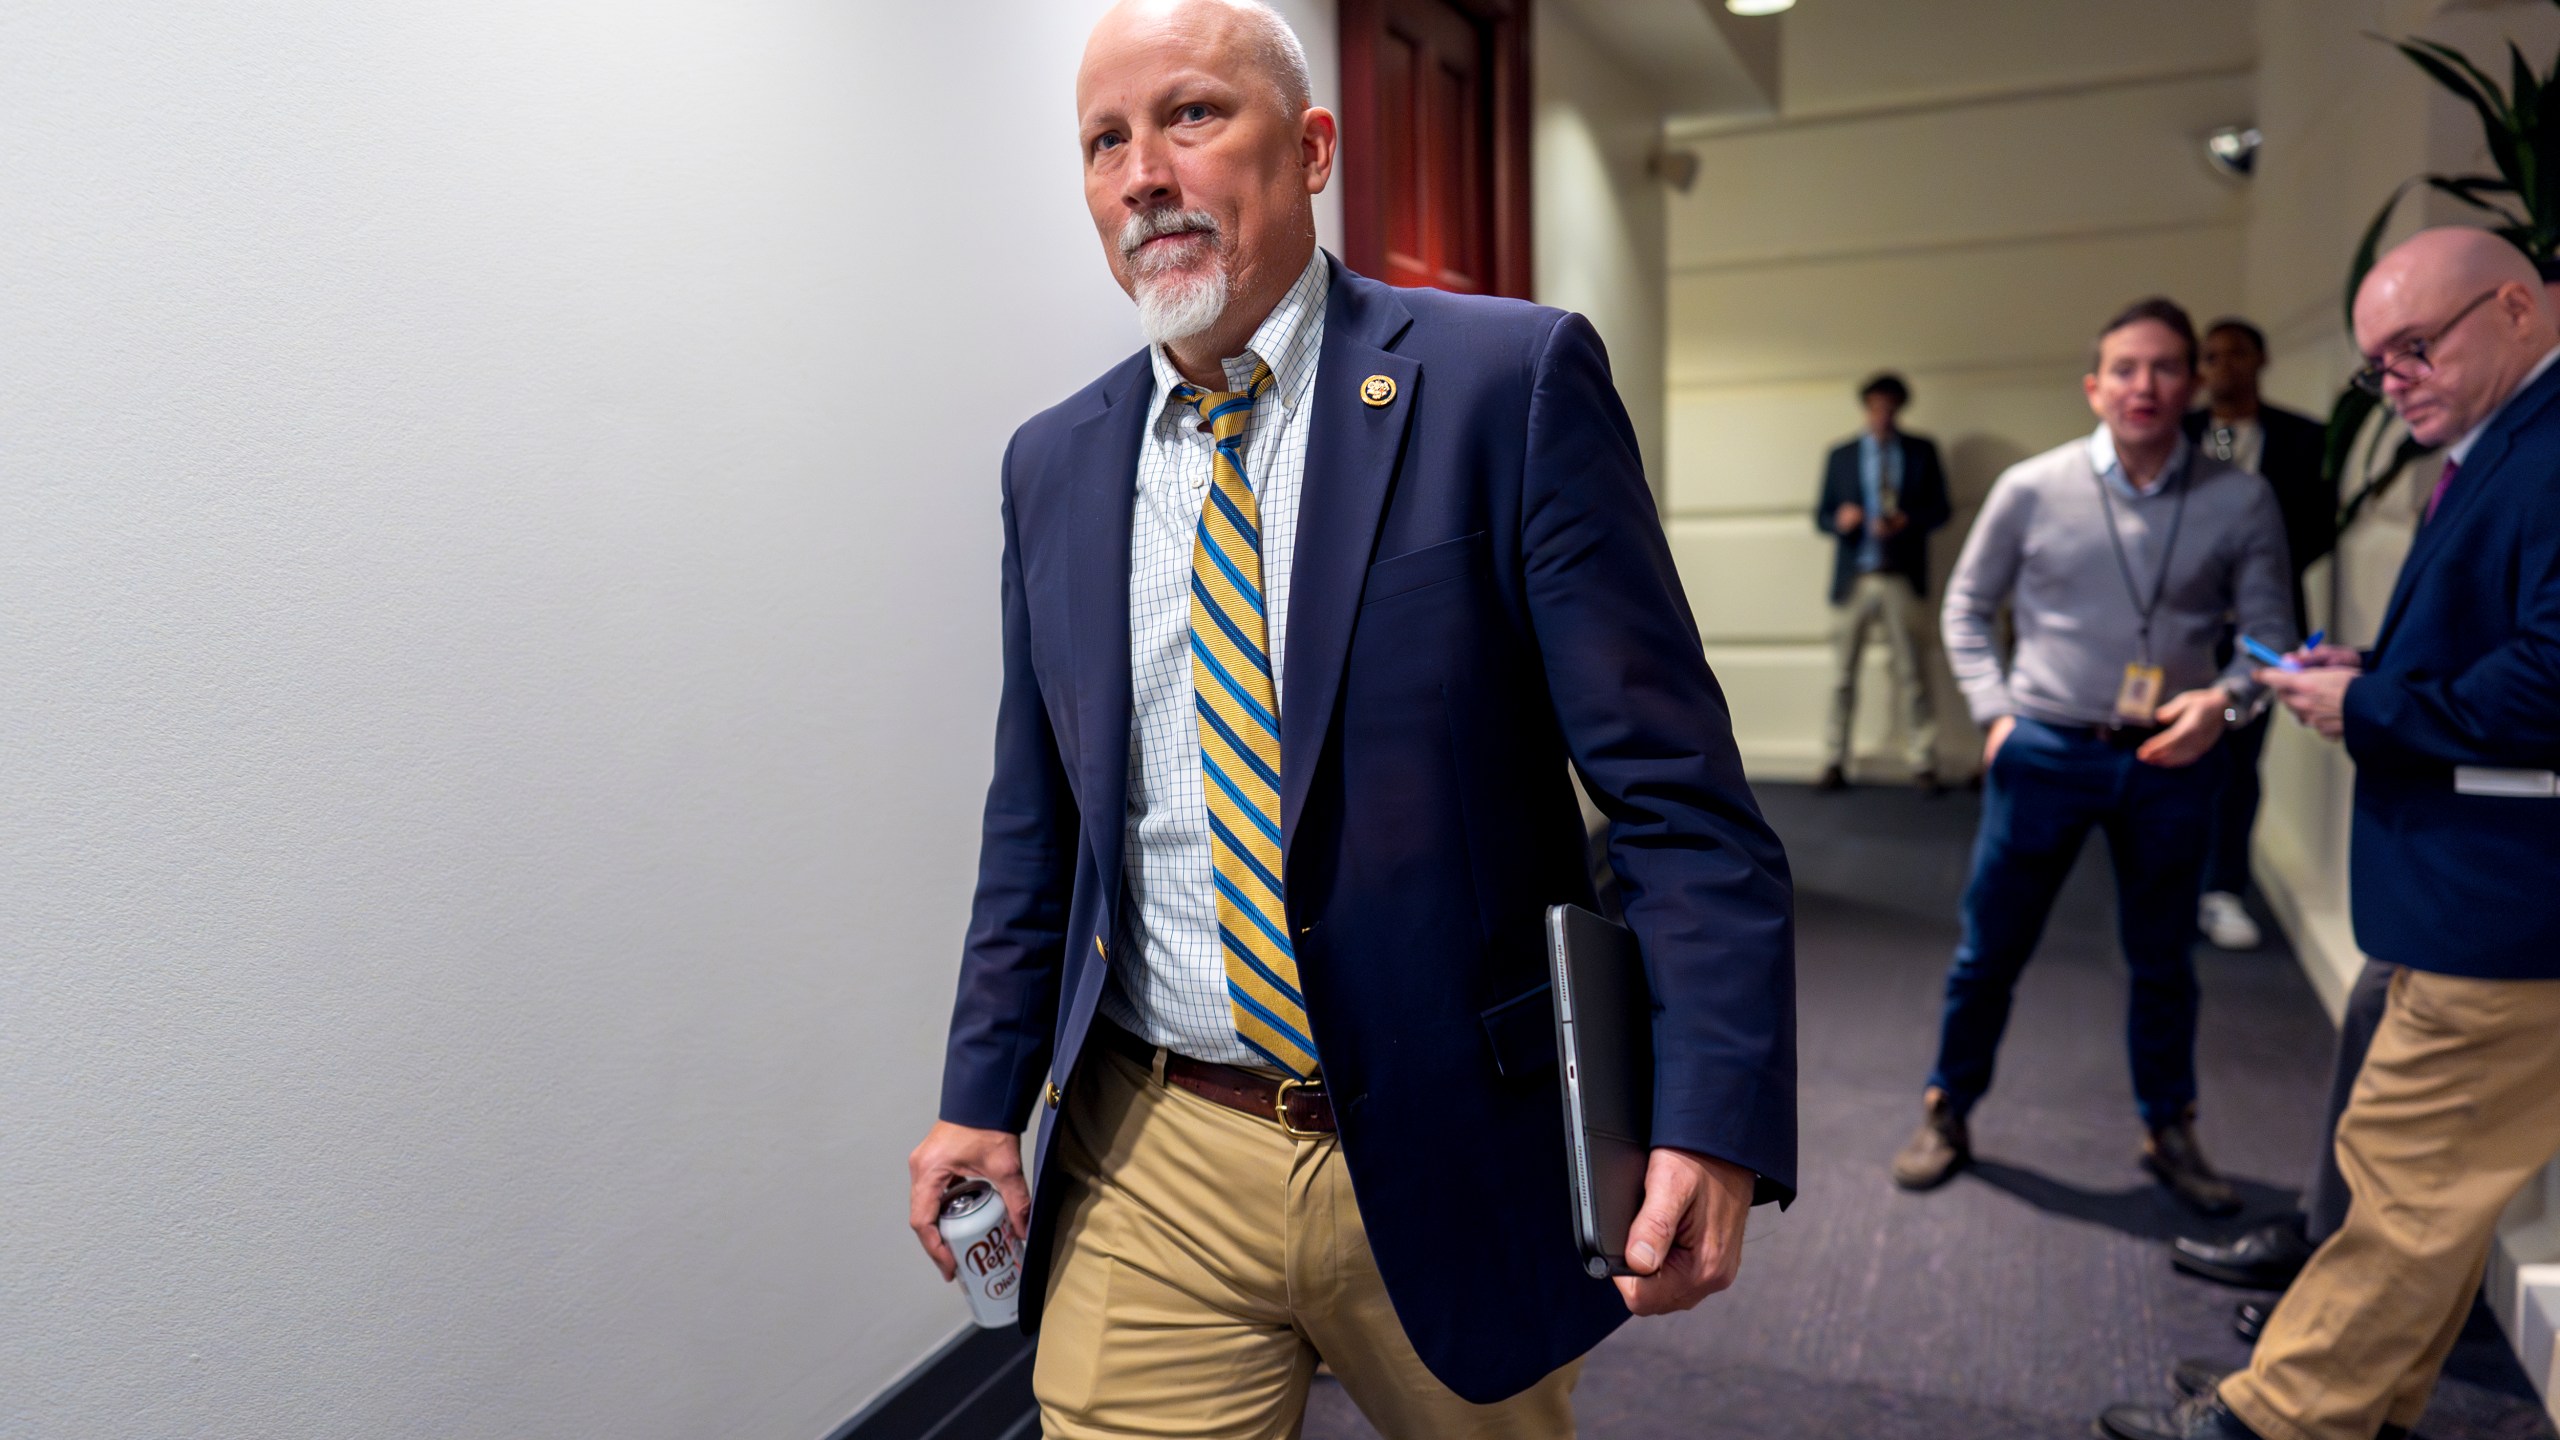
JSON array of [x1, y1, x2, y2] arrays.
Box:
[[2424, 457, 2460, 524]]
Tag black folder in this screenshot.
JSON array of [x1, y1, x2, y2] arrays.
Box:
[[1545, 903, 1654, 1279]]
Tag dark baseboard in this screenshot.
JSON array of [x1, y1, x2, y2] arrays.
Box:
[[827, 1324, 1038, 1440]]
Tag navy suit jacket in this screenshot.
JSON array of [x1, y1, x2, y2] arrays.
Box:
[[1815, 432, 1951, 604], [937, 257, 1797, 1403], [2343, 360, 2560, 980]]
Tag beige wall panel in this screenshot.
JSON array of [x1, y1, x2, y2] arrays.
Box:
[[1667, 367, 2095, 519], [1697, 644, 1970, 781], [1668, 515, 1838, 643], [1668, 222, 2245, 388], [1671, 76, 2252, 270], [1698, 644, 1837, 767], [1777, 0, 2250, 118], [1534, 1, 1668, 487]]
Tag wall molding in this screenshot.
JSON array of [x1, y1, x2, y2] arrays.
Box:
[[1666, 61, 2254, 141], [1672, 216, 2243, 280], [827, 1325, 1037, 1440]]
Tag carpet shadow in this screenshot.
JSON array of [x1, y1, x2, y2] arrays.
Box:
[[1966, 1158, 2300, 1242]]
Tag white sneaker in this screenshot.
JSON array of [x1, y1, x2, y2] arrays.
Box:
[[2199, 891, 2261, 951]]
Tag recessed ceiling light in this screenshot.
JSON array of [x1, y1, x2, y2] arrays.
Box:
[[1726, 0, 1795, 14]]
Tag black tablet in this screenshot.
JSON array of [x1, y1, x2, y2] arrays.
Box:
[[1545, 902, 1654, 1279]]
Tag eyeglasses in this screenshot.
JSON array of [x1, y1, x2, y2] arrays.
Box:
[[2352, 288, 2502, 394]]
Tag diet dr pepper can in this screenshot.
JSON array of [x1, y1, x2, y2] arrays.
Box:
[[938, 1178, 1022, 1328]]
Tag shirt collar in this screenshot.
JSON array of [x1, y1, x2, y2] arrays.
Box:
[[2448, 343, 2560, 465], [2087, 423, 2191, 498], [1148, 248, 1331, 430]]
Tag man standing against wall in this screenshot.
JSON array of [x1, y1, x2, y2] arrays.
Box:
[[2100, 228, 2560, 1440], [1892, 299, 2294, 1215], [2182, 320, 2335, 951], [1814, 373, 1951, 794], [905, 3, 1798, 1436]]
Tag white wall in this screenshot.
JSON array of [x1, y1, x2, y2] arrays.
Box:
[[1662, 0, 2252, 780], [0, 2, 1337, 1435], [1534, 0, 1670, 487]]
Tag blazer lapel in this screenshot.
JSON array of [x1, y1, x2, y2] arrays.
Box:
[[1062, 355, 1151, 922], [1280, 262, 1417, 858], [2373, 363, 2560, 654]]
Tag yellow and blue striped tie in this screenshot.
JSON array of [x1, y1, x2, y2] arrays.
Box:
[[1177, 365, 1318, 1077]]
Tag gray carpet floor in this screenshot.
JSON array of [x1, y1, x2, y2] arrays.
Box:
[[1303, 780, 2559, 1440]]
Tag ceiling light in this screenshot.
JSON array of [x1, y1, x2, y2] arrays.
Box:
[[1726, 0, 1794, 14]]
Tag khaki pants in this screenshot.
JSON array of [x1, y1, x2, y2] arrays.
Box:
[[1034, 1039, 1581, 1440], [1824, 571, 1938, 772], [2220, 968, 2560, 1440]]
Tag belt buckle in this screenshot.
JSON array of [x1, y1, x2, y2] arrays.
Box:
[[1273, 1076, 1326, 1138]]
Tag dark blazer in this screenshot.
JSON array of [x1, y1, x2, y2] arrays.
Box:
[[938, 256, 1797, 1403], [2183, 403, 2333, 634], [1814, 431, 1951, 604], [2341, 361, 2560, 980]]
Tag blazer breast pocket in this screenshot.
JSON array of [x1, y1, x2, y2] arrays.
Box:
[[1361, 530, 1489, 606]]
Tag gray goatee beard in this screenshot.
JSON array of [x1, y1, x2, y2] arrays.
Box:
[[1119, 208, 1229, 347]]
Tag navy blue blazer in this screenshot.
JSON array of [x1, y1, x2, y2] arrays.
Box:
[[937, 257, 1797, 1403], [2342, 360, 2560, 980], [1814, 432, 1951, 604]]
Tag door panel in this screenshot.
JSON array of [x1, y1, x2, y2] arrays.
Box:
[[1342, 0, 1530, 299]]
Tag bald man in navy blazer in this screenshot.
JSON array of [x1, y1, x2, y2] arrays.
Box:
[[905, 3, 1794, 1434]]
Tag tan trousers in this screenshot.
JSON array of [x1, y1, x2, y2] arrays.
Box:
[[1824, 571, 1938, 772], [2220, 968, 2560, 1440], [1033, 1039, 1581, 1440]]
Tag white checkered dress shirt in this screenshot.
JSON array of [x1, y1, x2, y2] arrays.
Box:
[[1098, 250, 1330, 1067]]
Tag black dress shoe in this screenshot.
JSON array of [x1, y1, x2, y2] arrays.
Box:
[[2095, 1392, 2264, 1439], [2143, 1112, 2241, 1216], [1815, 765, 1849, 792], [2170, 1358, 2231, 1399], [2233, 1299, 2270, 1342], [2173, 1215, 2313, 1289], [1915, 768, 1944, 797]]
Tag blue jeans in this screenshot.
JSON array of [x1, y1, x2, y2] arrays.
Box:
[[1926, 716, 2226, 1127]]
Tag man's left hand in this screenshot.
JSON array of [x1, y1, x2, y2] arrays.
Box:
[[1616, 1147, 1752, 1316], [2134, 687, 2229, 768], [2256, 666, 2356, 740]]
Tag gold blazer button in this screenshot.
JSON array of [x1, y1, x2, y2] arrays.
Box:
[[1046, 1083, 1064, 1109], [1360, 374, 1396, 407]]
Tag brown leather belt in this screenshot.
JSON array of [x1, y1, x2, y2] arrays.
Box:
[[1098, 1021, 1336, 1136]]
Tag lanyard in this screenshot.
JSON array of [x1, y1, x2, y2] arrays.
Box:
[[2092, 453, 2190, 667]]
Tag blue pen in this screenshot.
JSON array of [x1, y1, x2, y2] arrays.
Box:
[[2305, 628, 2326, 650], [2242, 635, 2302, 672]]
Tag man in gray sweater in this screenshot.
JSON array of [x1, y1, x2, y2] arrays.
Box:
[[1890, 298, 2295, 1213]]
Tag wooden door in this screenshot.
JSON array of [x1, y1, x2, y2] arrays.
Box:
[[1340, 0, 1531, 298]]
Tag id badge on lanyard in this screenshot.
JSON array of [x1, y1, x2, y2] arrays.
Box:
[[2113, 663, 2165, 726]]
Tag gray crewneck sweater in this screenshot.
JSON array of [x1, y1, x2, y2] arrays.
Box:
[[1942, 428, 2296, 728]]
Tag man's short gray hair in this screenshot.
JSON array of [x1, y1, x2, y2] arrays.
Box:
[[1231, 0, 1313, 117]]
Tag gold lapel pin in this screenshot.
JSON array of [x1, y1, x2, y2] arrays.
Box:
[[1360, 374, 1397, 407]]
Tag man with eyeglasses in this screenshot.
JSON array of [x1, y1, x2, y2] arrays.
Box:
[[2099, 227, 2560, 1440], [1892, 298, 2295, 1214]]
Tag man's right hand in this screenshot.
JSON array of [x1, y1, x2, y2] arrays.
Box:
[[2293, 643, 2364, 672], [1834, 502, 1866, 536], [908, 1121, 1030, 1281], [1981, 714, 2016, 769]]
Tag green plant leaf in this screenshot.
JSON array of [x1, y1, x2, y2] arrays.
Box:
[[2336, 431, 2436, 533], [2323, 385, 2379, 491], [2404, 36, 2514, 126], [2398, 39, 2524, 185], [2344, 184, 2411, 336]]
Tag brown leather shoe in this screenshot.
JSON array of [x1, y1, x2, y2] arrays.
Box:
[[2143, 1110, 2241, 1216], [1890, 1087, 1970, 1189]]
